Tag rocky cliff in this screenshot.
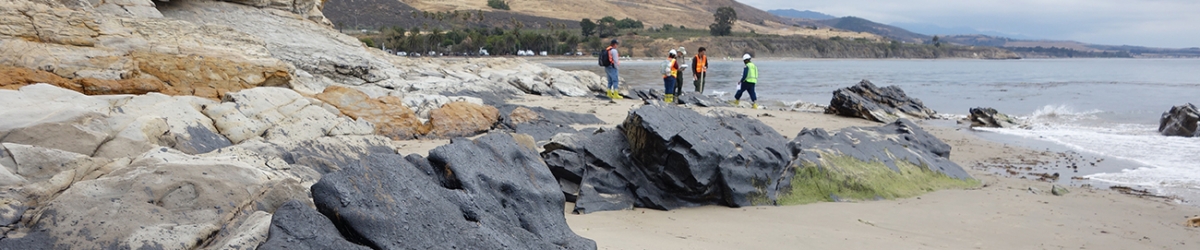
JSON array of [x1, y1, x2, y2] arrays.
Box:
[[0, 0, 609, 248]]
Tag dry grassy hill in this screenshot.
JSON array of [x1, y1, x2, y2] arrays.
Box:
[[397, 0, 877, 39]]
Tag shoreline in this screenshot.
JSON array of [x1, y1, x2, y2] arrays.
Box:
[[501, 94, 1200, 249]]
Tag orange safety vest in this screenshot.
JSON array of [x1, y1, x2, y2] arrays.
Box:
[[665, 58, 678, 78], [694, 55, 707, 73]]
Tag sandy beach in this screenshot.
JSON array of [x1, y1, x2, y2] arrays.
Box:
[[501, 94, 1200, 250]]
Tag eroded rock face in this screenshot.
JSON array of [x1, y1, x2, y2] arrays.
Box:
[[825, 80, 937, 123], [542, 104, 792, 213], [307, 133, 596, 249], [1159, 103, 1199, 137], [0, 84, 230, 158], [0, 1, 295, 100], [634, 89, 731, 107], [0, 147, 310, 249]]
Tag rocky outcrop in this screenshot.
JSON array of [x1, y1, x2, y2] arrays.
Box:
[[967, 107, 1023, 128], [300, 133, 595, 249], [784, 119, 975, 204], [825, 80, 937, 123], [0, 144, 314, 247], [542, 104, 792, 213], [0, 84, 424, 249], [1159, 103, 1199, 137]]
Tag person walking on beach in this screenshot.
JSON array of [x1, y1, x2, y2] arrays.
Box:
[[673, 47, 688, 95], [692, 47, 708, 93], [733, 53, 758, 109], [662, 50, 680, 103], [601, 39, 622, 99]]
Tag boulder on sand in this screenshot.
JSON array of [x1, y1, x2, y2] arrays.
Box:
[[967, 107, 1022, 128], [305, 133, 595, 249], [542, 104, 792, 213], [783, 119, 976, 204], [825, 80, 937, 123], [1158, 103, 1199, 137]]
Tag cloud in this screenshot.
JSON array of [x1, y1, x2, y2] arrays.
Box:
[[744, 0, 1200, 48]]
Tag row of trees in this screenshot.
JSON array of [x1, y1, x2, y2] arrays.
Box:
[[363, 26, 607, 56], [580, 16, 644, 38]]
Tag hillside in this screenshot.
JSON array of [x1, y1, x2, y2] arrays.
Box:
[[398, 0, 810, 36], [942, 35, 1200, 58], [768, 9, 836, 20], [324, 0, 580, 30], [816, 17, 929, 43]]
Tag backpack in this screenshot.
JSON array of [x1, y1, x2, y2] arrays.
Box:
[[660, 60, 672, 76], [598, 48, 612, 67]]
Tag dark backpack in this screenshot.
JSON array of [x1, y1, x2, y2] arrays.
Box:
[[598, 48, 612, 67]]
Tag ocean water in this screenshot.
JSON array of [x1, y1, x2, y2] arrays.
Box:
[[545, 58, 1200, 200]]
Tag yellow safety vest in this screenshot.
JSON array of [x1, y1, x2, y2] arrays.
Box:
[[745, 62, 758, 84]]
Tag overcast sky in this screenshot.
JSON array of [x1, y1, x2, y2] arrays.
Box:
[[742, 0, 1200, 48]]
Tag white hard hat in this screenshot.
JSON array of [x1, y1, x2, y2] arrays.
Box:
[[669, 49, 677, 55], [743, 54, 752, 60]]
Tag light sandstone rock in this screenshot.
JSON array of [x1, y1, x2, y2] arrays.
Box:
[[426, 102, 500, 138], [0, 1, 294, 99], [316, 86, 427, 140], [205, 87, 370, 144]]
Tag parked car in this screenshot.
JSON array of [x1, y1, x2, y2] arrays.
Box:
[[396, 51, 407, 56]]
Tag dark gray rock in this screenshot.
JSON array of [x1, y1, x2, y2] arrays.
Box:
[[280, 136, 397, 174], [967, 107, 1021, 128], [674, 92, 732, 107], [790, 119, 971, 180], [543, 104, 792, 213], [633, 89, 730, 107], [170, 125, 233, 154], [1159, 103, 1199, 137], [825, 80, 937, 123], [309, 133, 595, 249], [259, 200, 370, 250], [496, 105, 605, 142]]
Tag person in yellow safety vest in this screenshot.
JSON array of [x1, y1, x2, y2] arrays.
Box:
[[692, 47, 708, 93], [663, 50, 680, 103], [733, 53, 759, 109]]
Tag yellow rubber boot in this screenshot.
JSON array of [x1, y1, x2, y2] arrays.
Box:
[[613, 90, 623, 99], [733, 100, 740, 106], [664, 94, 674, 103], [607, 90, 615, 99], [752, 103, 759, 109]]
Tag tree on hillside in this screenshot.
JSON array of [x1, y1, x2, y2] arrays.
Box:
[[597, 18, 618, 38], [710, 7, 737, 36], [599, 16, 618, 24], [616, 18, 644, 29], [580, 18, 597, 37], [487, 0, 510, 10], [932, 35, 941, 47]]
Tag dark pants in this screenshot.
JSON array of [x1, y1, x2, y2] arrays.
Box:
[[674, 72, 685, 94], [664, 76, 677, 95], [735, 82, 756, 102], [693, 72, 705, 92]]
